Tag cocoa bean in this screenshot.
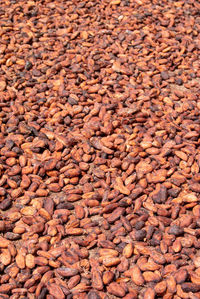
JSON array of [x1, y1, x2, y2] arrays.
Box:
[[107, 282, 126, 298], [56, 267, 79, 277], [130, 264, 144, 286]]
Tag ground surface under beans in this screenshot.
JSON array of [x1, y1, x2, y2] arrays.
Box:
[[0, 0, 200, 298]]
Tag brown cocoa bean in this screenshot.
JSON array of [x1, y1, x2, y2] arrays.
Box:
[[130, 264, 144, 286], [103, 271, 114, 285], [56, 267, 79, 277], [107, 282, 126, 298], [47, 283, 65, 299], [143, 288, 156, 299], [92, 270, 103, 290]]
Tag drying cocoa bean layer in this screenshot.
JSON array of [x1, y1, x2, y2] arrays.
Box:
[[0, 0, 200, 298]]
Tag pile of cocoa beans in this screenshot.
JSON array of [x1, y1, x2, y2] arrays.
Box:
[[0, 0, 200, 298]]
